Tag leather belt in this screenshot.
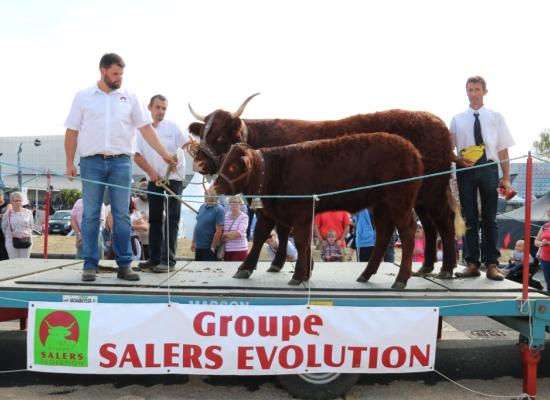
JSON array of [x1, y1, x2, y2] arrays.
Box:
[[89, 154, 127, 159]]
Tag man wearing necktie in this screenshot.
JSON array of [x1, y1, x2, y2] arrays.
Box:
[[450, 76, 515, 280]]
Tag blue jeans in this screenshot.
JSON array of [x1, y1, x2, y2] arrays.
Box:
[[456, 162, 500, 266], [195, 248, 217, 261], [80, 155, 132, 270], [540, 259, 550, 293]]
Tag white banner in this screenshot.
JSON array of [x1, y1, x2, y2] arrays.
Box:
[[28, 302, 438, 375]]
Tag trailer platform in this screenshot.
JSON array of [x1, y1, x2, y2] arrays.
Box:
[[0, 258, 549, 397]]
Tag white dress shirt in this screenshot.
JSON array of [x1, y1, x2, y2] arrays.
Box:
[[64, 84, 152, 157], [136, 119, 189, 180], [450, 106, 515, 162]]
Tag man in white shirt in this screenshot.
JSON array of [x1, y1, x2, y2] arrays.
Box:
[[64, 53, 175, 282], [450, 76, 515, 280], [134, 95, 189, 272]]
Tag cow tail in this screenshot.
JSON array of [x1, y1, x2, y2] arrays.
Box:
[[448, 189, 465, 238]]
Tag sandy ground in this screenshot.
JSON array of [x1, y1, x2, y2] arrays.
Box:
[[32, 235, 270, 260], [31, 235, 348, 262]]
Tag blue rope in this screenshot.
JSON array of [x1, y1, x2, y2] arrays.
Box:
[[0, 155, 529, 200], [531, 155, 550, 164]]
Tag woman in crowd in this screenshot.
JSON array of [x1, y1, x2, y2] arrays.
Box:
[[221, 196, 249, 261], [1, 191, 33, 259], [535, 204, 550, 291]]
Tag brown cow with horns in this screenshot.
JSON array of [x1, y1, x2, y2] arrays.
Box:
[[211, 133, 423, 288], [189, 94, 463, 280]]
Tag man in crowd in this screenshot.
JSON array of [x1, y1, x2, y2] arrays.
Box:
[[0, 190, 10, 260], [191, 189, 224, 261], [314, 210, 350, 256]]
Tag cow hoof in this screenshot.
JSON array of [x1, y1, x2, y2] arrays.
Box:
[[233, 269, 253, 279], [391, 281, 407, 290], [435, 271, 453, 279], [356, 274, 370, 283], [288, 278, 303, 286], [267, 264, 282, 273]]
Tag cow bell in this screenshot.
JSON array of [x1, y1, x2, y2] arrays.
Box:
[[250, 197, 264, 210]]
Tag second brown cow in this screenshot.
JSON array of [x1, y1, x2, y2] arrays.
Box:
[[211, 132, 423, 289]]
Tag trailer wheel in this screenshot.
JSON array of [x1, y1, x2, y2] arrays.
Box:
[[277, 373, 360, 400]]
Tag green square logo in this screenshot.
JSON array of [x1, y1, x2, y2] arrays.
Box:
[[34, 309, 91, 367]]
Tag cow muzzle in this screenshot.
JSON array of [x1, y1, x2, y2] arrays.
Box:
[[193, 160, 207, 174], [214, 170, 250, 195]]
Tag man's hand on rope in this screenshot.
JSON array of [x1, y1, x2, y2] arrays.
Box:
[[148, 171, 161, 184], [162, 152, 178, 171]]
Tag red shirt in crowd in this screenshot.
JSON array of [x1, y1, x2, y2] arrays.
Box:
[[314, 211, 350, 247]]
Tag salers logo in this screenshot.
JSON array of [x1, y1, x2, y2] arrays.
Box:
[[34, 309, 91, 368]]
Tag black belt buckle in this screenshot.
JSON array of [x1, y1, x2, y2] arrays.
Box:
[[95, 154, 122, 159]]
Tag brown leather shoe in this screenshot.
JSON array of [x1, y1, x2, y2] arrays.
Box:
[[486, 263, 505, 281], [454, 263, 481, 278]]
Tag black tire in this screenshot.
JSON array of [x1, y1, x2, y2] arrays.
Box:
[[276, 373, 360, 400]]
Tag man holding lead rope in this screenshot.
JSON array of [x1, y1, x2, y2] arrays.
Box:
[[134, 94, 189, 273]]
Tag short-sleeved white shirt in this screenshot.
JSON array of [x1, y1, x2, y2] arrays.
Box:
[[64, 84, 152, 157], [450, 106, 515, 162], [136, 119, 189, 180]]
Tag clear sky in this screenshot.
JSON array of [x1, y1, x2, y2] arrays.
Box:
[[1, 0, 548, 161]]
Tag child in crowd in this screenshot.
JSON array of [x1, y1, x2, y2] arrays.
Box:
[[412, 224, 425, 263], [322, 230, 344, 262], [503, 239, 534, 277]]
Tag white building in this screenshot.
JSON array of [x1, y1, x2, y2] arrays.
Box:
[[0, 135, 194, 207]]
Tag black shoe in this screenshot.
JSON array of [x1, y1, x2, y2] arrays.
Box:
[[82, 269, 96, 282], [117, 268, 140, 281], [137, 260, 160, 271]]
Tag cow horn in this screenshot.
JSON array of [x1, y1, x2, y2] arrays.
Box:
[[231, 92, 261, 119], [188, 103, 206, 122]]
